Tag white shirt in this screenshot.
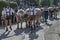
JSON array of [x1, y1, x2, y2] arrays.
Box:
[[6, 8, 10, 15], [6, 8, 14, 15], [29, 8, 33, 15], [10, 8, 15, 15], [1, 9, 6, 18], [29, 7, 37, 15], [34, 8, 37, 15], [2, 10, 6, 16]]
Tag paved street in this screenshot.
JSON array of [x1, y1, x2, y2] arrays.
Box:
[[0, 12, 60, 40], [44, 12, 60, 40]]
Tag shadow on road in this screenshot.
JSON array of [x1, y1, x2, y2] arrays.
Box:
[[49, 18, 54, 21], [29, 26, 43, 40], [24, 28, 31, 34], [29, 31, 38, 40], [0, 25, 44, 40], [55, 18, 60, 20], [0, 31, 10, 40], [13, 25, 43, 40], [46, 23, 52, 27], [14, 28, 24, 36]]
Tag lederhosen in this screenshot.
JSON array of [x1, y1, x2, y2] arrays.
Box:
[[1, 15, 6, 21], [6, 8, 12, 20], [24, 14, 28, 18], [29, 8, 36, 20]]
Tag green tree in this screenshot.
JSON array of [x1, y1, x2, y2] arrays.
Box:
[[35, 0, 60, 7], [35, 0, 42, 6], [49, 0, 53, 6], [53, 0, 60, 6], [41, 0, 50, 6]]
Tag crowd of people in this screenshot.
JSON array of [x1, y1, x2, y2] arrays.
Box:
[[1, 5, 60, 32]]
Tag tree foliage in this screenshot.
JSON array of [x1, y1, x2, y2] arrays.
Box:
[[35, 0, 60, 7]]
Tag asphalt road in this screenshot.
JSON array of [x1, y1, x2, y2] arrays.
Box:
[[44, 11, 60, 40]]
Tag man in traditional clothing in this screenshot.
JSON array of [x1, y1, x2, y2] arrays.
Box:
[[6, 6, 15, 31], [28, 5, 37, 30]]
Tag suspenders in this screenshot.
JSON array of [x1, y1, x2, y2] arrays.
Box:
[[9, 8, 11, 15], [29, 7, 35, 15], [31, 7, 35, 15], [6, 8, 11, 16]]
